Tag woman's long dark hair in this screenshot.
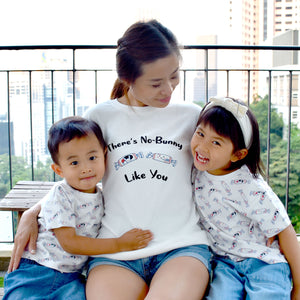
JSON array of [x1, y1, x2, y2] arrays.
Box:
[[110, 20, 181, 99]]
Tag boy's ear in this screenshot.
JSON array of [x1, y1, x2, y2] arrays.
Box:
[[231, 149, 248, 162], [51, 163, 64, 178]]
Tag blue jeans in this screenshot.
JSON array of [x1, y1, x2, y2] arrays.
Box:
[[88, 245, 212, 286], [207, 256, 291, 300], [4, 258, 86, 300]]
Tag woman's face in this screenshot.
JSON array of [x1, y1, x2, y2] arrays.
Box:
[[126, 53, 180, 107]]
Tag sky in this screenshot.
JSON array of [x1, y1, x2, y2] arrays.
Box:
[[0, 0, 225, 46]]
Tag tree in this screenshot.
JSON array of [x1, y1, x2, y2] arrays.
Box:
[[0, 154, 55, 198], [34, 158, 55, 182], [250, 96, 284, 155], [0, 154, 31, 198], [253, 97, 300, 232]]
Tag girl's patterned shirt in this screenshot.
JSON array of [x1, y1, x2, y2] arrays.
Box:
[[193, 165, 290, 264]]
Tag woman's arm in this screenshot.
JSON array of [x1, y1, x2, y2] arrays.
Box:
[[53, 227, 153, 255], [7, 201, 42, 273], [278, 224, 300, 300]]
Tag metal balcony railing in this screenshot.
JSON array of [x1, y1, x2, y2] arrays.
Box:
[[0, 44, 300, 240]]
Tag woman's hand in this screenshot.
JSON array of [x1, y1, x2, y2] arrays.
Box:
[[8, 203, 41, 272]]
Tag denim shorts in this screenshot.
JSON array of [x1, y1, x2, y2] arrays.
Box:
[[207, 255, 292, 300], [88, 244, 211, 285], [4, 258, 86, 300]]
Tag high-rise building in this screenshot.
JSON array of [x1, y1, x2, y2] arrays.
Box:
[[236, 0, 260, 101], [0, 119, 14, 156], [201, 0, 261, 101], [262, 0, 300, 40], [260, 0, 300, 128], [274, 0, 300, 36], [193, 35, 218, 103]]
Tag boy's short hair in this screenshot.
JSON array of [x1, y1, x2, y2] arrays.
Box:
[[48, 116, 106, 165]]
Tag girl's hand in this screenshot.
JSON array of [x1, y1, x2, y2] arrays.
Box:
[[117, 228, 153, 252], [266, 235, 277, 247], [8, 206, 40, 272]]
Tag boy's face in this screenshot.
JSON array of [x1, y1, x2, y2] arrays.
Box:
[[190, 123, 238, 176], [52, 133, 106, 193]]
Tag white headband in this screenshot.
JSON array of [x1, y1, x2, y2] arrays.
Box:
[[204, 97, 253, 149]]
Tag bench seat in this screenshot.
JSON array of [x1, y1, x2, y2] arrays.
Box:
[[0, 181, 55, 220]]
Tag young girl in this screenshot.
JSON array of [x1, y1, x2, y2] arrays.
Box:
[[191, 96, 300, 299], [4, 116, 152, 300], [8, 20, 211, 300]]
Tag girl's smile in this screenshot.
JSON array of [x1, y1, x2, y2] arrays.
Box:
[[195, 152, 210, 165], [191, 123, 238, 175]]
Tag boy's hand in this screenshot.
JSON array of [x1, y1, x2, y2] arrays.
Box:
[[117, 228, 153, 252]]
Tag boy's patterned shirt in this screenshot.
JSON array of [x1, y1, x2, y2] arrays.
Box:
[[23, 180, 104, 272]]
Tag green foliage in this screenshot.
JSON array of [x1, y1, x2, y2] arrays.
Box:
[[0, 154, 54, 199], [252, 96, 300, 232], [250, 96, 284, 154], [35, 158, 56, 182]]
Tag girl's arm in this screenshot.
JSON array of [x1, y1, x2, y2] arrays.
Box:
[[278, 224, 300, 300], [53, 227, 153, 255], [8, 200, 42, 272]]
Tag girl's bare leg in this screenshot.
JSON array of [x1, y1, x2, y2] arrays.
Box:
[[145, 256, 209, 300], [86, 265, 148, 300]]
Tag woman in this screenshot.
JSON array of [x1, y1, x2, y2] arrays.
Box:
[[9, 20, 211, 300]]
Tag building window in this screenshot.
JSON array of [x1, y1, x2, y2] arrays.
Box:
[[292, 75, 298, 90], [292, 110, 297, 119]]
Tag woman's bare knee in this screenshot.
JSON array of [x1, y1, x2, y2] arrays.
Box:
[[86, 265, 148, 300], [146, 257, 209, 300]]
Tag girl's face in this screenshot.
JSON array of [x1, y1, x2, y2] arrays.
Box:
[[126, 53, 180, 107], [191, 123, 240, 175], [51, 133, 106, 193]]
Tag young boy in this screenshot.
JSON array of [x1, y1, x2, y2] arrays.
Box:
[[4, 116, 153, 300]]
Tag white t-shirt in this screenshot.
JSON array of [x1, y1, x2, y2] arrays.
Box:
[[84, 99, 209, 260], [23, 180, 104, 272], [193, 165, 291, 264]]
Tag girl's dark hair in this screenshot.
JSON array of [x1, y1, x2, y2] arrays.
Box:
[[48, 116, 106, 165], [110, 19, 181, 99], [197, 100, 265, 177]]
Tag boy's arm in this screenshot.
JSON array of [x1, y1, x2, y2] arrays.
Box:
[[278, 224, 300, 300], [53, 227, 153, 255], [8, 200, 42, 273]]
